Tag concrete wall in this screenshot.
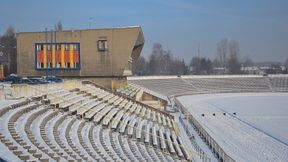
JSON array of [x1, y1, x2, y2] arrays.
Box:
[[17, 26, 144, 77]]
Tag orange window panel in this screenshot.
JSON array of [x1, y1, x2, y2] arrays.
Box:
[[52, 45, 56, 68], [37, 53, 43, 62], [61, 44, 65, 68], [64, 51, 70, 62], [73, 51, 79, 62], [47, 51, 52, 62], [43, 45, 47, 68], [56, 51, 61, 62], [69, 44, 74, 68]]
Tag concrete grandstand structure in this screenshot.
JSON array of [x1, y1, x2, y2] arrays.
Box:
[[129, 75, 288, 96], [1, 75, 287, 161], [128, 74, 288, 162], [0, 81, 203, 162]]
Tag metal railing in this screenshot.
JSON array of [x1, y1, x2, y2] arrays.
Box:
[[175, 98, 235, 162]]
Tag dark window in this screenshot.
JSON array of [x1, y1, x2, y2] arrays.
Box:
[[74, 62, 79, 68], [97, 40, 108, 51], [47, 44, 51, 50], [73, 44, 79, 50], [37, 44, 43, 51], [65, 62, 70, 68], [47, 62, 52, 68], [65, 44, 70, 51], [56, 62, 61, 68], [56, 44, 61, 51]]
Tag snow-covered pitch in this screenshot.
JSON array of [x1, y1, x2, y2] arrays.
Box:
[[177, 93, 288, 162]]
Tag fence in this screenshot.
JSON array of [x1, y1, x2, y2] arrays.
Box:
[[174, 98, 235, 162], [179, 116, 210, 162]]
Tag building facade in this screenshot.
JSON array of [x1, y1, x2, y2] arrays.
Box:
[[16, 26, 144, 88]]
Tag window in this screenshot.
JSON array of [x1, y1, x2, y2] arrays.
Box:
[[37, 44, 43, 51], [65, 62, 70, 68], [37, 62, 42, 68], [56, 62, 61, 68], [97, 40, 108, 51], [37, 62, 44, 68], [47, 44, 51, 50], [47, 62, 52, 68], [73, 44, 79, 50], [56, 44, 61, 51], [65, 44, 70, 51], [35, 43, 81, 70], [74, 62, 79, 68]]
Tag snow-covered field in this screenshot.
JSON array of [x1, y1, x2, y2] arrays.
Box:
[[177, 93, 288, 162]]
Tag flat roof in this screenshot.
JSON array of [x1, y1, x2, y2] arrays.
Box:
[[17, 25, 141, 34]]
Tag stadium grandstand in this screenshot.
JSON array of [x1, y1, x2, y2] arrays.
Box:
[[0, 80, 211, 162], [128, 74, 288, 161]]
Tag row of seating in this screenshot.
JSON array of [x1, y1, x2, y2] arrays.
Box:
[[129, 78, 200, 96], [0, 83, 195, 161], [116, 84, 141, 99], [129, 76, 288, 96], [48, 84, 176, 130], [268, 76, 288, 92], [41, 85, 192, 160]]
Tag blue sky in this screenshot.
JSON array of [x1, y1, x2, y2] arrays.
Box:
[[1, 0, 287, 62]]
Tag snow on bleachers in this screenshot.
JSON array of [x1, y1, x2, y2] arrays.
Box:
[[119, 113, 133, 133], [136, 119, 146, 140], [116, 84, 141, 99], [144, 121, 152, 144], [110, 110, 124, 129], [102, 108, 119, 126], [0, 82, 192, 161], [68, 98, 94, 114], [152, 124, 159, 147], [81, 101, 103, 119], [93, 105, 113, 123], [129, 75, 283, 96], [269, 75, 288, 92], [77, 100, 101, 118]]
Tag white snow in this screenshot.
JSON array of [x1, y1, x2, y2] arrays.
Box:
[[177, 93, 288, 162]]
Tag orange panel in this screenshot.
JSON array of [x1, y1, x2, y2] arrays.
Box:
[[43, 45, 47, 68], [61, 44, 65, 68], [70, 44, 74, 68], [52, 45, 56, 68]]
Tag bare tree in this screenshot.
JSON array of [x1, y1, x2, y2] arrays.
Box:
[[227, 40, 241, 74], [216, 38, 228, 68], [285, 58, 288, 67], [242, 57, 254, 67], [0, 26, 17, 75], [190, 57, 213, 74], [55, 21, 63, 31], [148, 43, 163, 74], [147, 43, 188, 75], [133, 56, 147, 75]]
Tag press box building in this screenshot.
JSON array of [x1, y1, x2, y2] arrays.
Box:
[[16, 26, 144, 88]]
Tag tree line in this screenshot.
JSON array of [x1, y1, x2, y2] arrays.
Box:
[[0, 26, 17, 76], [133, 39, 288, 75], [0, 22, 63, 76]]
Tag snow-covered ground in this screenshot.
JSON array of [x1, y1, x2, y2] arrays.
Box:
[[177, 93, 288, 162]]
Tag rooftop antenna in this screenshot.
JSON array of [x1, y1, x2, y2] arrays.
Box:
[[89, 17, 94, 29], [197, 43, 200, 58]]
